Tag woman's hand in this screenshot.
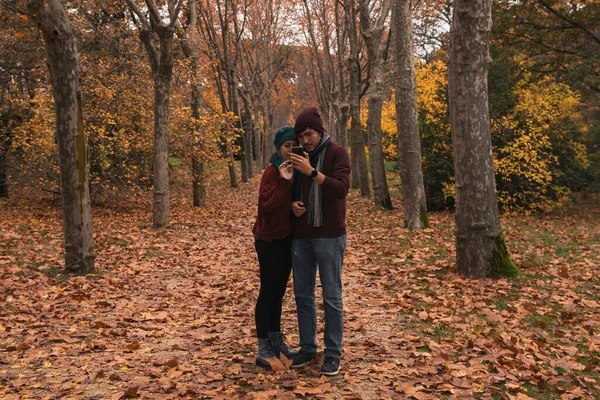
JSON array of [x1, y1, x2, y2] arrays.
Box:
[[290, 152, 312, 176], [278, 161, 294, 181]]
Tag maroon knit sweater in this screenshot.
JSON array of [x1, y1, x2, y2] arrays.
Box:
[[252, 164, 292, 242], [292, 142, 350, 239]]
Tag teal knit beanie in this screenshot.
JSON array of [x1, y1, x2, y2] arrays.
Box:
[[273, 125, 296, 149]]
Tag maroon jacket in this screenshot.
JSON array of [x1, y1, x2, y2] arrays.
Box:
[[252, 164, 292, 242], [292, 142, 350, 239]]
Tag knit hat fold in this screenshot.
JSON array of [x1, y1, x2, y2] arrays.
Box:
[[273, 125, 296, 149]]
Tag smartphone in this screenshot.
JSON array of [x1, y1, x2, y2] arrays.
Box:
[[292, 146, 304, 156]]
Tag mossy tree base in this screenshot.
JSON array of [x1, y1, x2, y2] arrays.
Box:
[[489, 232, 519, 278], [419, 203, 430, 229]]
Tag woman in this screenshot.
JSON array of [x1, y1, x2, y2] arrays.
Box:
[[252, 125, 299, 369]]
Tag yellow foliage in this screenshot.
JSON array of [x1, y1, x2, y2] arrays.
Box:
[[381, 59, 449, 160], [492, 74, 587, 213]]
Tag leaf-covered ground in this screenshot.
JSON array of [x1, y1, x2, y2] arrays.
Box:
[[1, 169, 599, 400]]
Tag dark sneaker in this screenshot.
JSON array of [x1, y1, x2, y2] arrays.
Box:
[[290, 349, 317, 368], [269, 332, 299, 359], [320, 356, 340, 376]]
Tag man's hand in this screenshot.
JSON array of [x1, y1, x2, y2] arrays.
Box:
[[291, 201, 306, 217], [290, 152, 312, 176]]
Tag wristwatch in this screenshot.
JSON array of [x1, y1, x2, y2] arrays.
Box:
[[310, 169, 318, 178]]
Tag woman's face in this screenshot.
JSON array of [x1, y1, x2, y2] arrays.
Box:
[[278, 139, 297, 161]]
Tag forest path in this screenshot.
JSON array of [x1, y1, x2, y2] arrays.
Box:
[[1, 170, 599, 399]]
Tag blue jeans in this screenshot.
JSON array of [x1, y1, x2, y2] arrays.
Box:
[[292, 235, 346, 358]]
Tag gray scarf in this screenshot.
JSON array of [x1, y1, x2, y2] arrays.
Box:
[[307, 133, 331, 227]]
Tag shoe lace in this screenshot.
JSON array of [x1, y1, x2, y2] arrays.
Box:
[[261, 338, 276, 358], [265, 344, 276, 358], [275, 333, 290, 349]]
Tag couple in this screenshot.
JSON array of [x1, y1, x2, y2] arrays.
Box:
[[252, 107, 351, 376]]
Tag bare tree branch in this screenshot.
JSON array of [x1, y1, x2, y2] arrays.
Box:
[[169, 0, 184, 27], [537, 0, 600, 45], [144, 0, 162, 26], [126, 0, 149, 29]]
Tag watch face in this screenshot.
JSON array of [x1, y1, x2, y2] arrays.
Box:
[[311, 170, 318, 178]]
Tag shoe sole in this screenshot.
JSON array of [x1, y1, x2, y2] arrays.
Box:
[[321, 366, 341, 376], [255, 358, 271, 369], [290, 358, 316, 368]]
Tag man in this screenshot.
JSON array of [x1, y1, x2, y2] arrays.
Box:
[[288, 107, 350, 376]]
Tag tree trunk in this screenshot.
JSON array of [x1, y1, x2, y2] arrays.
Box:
[[241, 110, 254, 177], [393, 0, 428, 227], [360, 0, 391, 208], [252, 102, 263, 170], [235, 92, 254, 183], [192, 156, 206, 207], [228, 143, 238, 188], [261, 93, 272, 168], [338, 105, 349, 149], [348, 64, 363, 191], [335, 0, 349, 150], [190, 63, 206, 208], [0, 136, 9, 198], [345, 0, 370, 196], [366, 85, 392, 209], [359, 0, 393, 206], [448, 0, 518, 278], [153, 67, 171, 228], [180, 0, 207, 207], [27, 0, 95, 274], [230, 75, 250, 183], [350, 87, 371, 196], [128, 0, 183, 227], [327, 103, 336, 143]]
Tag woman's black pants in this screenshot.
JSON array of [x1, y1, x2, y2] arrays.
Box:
[[254, 235, 292, 339]]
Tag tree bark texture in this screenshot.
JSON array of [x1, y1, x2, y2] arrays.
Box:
[[252, 102, 262, 171], [360, 0, 392, 208], [448, 0, 514, 278], [152, 64, 172, 228], [128, 0, 182, 228], [345, 0, 370, 196], [261, 92, 272, 169], [229, 67, 251, 183], [228, 144, 238, 188], [27, 0, 95, 274], [180, 0, 207, 207], [365, 87, 391, 208], [335, 0, 349, 150], [393, 0, 428, 227], [0, 135, 9, 198], [303, 0, 347, 151], [240, 109, 254, 180], [192, 156, 206, 207]]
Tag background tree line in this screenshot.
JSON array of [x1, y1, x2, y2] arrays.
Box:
[[0, 0, 597, 277]]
